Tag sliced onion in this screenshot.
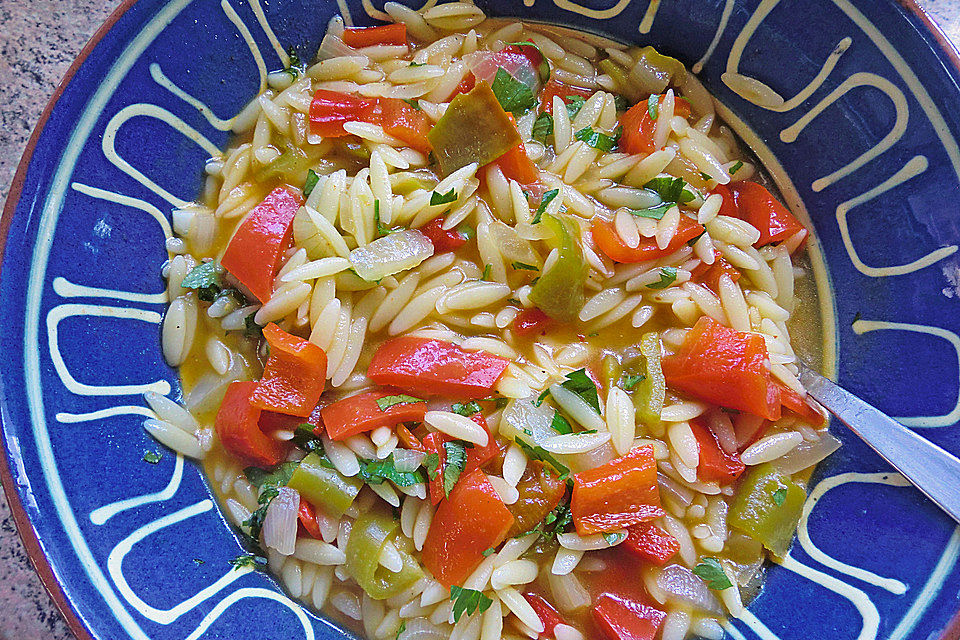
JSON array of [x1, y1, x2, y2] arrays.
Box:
[[541, 431, 611, 455], [658, 472, 694, 507], [773, 432, 841, 475], [488, 220, 540, 267], [549, 384, 606, 432], [656, 564, 723, 615], [566, 440, 615, 474], [263, 487, 300, 556], [500, 397, 557, 444], [348, 229, 434, 282], [397, 618, 447, 640], [315, 33, 356, 62], [464, 51, 540, 97], [393, 448, 427, 473]]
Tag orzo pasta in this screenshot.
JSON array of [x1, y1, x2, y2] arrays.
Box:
[[153, 6, 837, 640]]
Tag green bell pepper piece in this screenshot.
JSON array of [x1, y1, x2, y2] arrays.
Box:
[[286, 452, 362, 518], [529, 213, 587, 321], [601, 354, 622, 392], [255, 144, 312, 182], [598, 59, 629, 92], [632, 332, 665, 425], [346, 512, 424, 599], [427, 81, 521, 177], [729, 463, 806, 557]]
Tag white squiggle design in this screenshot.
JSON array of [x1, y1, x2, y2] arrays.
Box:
[[692, 0, 735, 74], [90, 454, 184, 525], [102, 104, 222, 209], [552, 0, 632, 20], [106, 500, 250, 623], [888, 526, 960, 640], [248, 0, 289, 64], [780, 72, 909, 192], [222, 0, 268, 93], [183, 588, 316, 640], [723, 0, 850, 112], [53, 276, 167, 305], [47, 304, 170, 396], [56, 405, 155, 424], [800, 472, 910, 593], [834, 155, 958, 277], [776, 554, 881, 640], [149, 64, 237, 131], [638, 0, 660, 34], [852, 320, 960, 428], [72, 182, 173, 240]]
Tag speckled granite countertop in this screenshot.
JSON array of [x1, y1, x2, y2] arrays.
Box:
[[0, 1, 959, 638]]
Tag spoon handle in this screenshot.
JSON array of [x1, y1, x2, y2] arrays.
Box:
[[799, 366, 960, 524]]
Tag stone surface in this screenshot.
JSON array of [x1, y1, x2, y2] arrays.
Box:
[[0, 1, 958, 639]]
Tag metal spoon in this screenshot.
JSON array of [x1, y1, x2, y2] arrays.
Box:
[[799, 364, 960, 524]]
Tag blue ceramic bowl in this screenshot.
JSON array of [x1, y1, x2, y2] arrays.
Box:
[[4, 1, 960, 638]]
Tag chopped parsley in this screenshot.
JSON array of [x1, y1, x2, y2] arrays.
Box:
[[644, 177, 696, 207], [614, 95, 630, 111], [574, 126, 620, 152], [142, 450, 162, 464], [376, 394, 425, 411], [603, 531, 626, 545], [620, 372, 645, 390], [402, 98, 421, 110], [565, 95, 586, 118], [244, 462, 299, 489], [291, 425, 330, 459], [693, 557, 733, 590], [532, 188, 560, 224], [647, 93, 659, 120], [396, 622, 406, 640], [283, 46, 302, 79], [423, 453, 441, 480], [491, 67, 535, 115], [630, 203, 672, 220], [451, 401, 482, 417], [700, 171, 714, 182], [515, 436, 570, 481], [193, 558, 205, 565], [531, 496, 572, 540], [772, 487, 788, 507], [181, 261, 226, 303], [482, 264, 492, 280], [442, 441, 467, 496], [561, 368, 601, 413], [374, 200, 395, 237], [303, 169, 320, 197], [512, 261, 539, 271], [647, 266, 678, 290], [229, 553, 268, 570], [551, 411, 572, 434], [358, 454, 425, 487], [729, 160, 744, 175], [532, 112, 554, 144], [244, 314, 264, 338], [450, 586, 493, 622], [430, 188, 458, 206], [482, 547, 496, 557], [409, 61, 425, 67]]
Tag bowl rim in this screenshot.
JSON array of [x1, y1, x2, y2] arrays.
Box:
[[1, 1, 960, 638]]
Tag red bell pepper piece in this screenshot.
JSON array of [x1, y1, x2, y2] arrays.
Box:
[[451, 72, 476, 99], [220, 186, 303, 303], [663, 317, 782, 419], [215, 381, 289, 467], [662, 317, 782, 420], [419, 217, 468, 253], [309, 89, 377, 137], [571, 445, 663, 535], [779, 382, 826, 426], [523, 593, 565, 639], [378, 97, 432, 153], [690, 250, 741, 295], [621, 522, 680, 566], [341, 23, 407, 48], [251, 324, 328, 418], [689, 418, 745, 485], [729, 181, 807, 249], [513, 307, 554, 337], [321, 388, 427, 441], [539, 79, 595, 114], [397, 424, 426, 451], [298, 500, 324, 540], [494, 143, 539, 184], [619, 95, 691, 155], [593, 592, 667, 640], [591, 215, 704, 264], [710, 184, 739, 219], [367, 336, 511, 399], [423, 414, 499, 505], [421, 469, 515, 587]]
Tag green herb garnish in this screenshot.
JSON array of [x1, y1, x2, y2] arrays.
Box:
[[574, 126, 619, 152], [229, 554, 268, 571], [451, 401, 482, 417], [647, 93, 659, 120], [142, 450, 162, 464], [376, 394, 425, 411], [646, 266, 678, 290], [729, 160, 744, 175], [561, 368, 601, 413], [303, 169, 320, 197], [512, 261, 539, 271], [693, 558, 733, 590], [430, 188, 458, 206], [532, 112, 554, 144], [442, 441, 467, 496], [772, 487, 787, 507], [491, 67, 536, 115], [532, 188, 559, 224], [620, 373, 645, 390], [450, 586, 493, 622]]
